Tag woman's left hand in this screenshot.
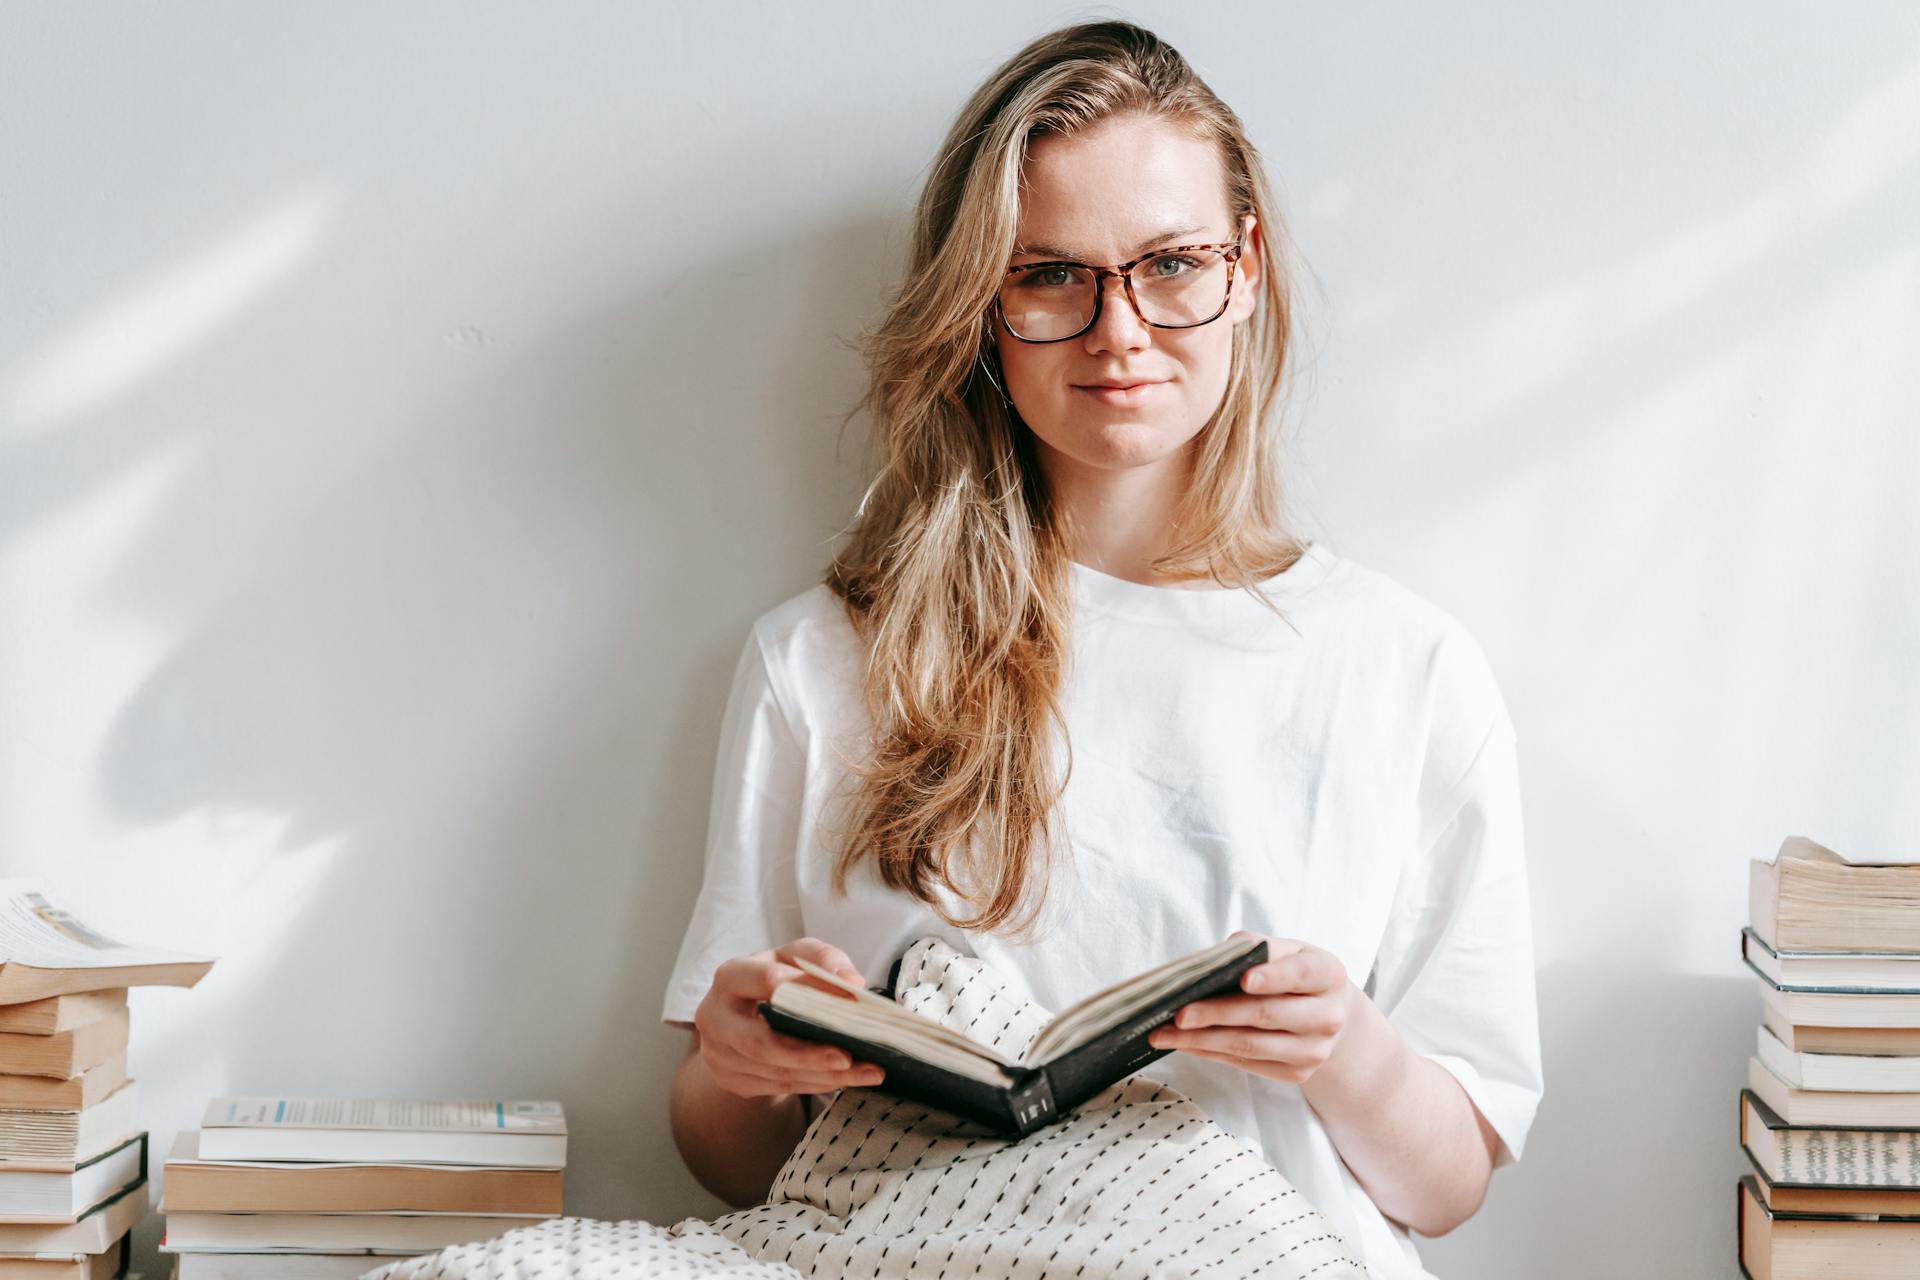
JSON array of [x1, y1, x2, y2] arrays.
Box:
[[1147, 931, 1355, 1085]]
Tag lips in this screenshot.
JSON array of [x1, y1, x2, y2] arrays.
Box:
[[1075, 380, 1167, 406]]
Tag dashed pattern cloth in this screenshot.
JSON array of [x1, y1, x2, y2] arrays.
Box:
[[363, 937, 1368, 1279]]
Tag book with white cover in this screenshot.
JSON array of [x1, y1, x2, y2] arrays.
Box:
[[0, 1082, 139, 1166], [0, 1180, 145, 1255], [0, 1133, 145, 1223], [161, 1210, 543, 1253], [199, 1099, 566, 1168], [1750, 1055, 1920, 1128], [1758, 1024, 1920, 1092], [1751, 965, 1920, 1028], [0, 886, 213, 1004], [175, 1254, 417, 1280], [0, 1235, 126, 1279]]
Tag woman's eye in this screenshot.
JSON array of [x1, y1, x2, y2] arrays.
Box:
[[1148, 254, 1199, 278], [1010, 264, 1087, 291]]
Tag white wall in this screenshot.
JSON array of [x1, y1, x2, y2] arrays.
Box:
[[2, 4, 1915, 1276]]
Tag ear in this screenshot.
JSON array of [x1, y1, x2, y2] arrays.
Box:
[[1227, 212, 1263, 325]]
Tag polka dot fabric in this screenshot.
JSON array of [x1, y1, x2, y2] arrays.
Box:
[[363, 939, 1367, 1279]]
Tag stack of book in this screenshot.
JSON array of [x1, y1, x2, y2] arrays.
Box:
[[160, 1097, 567, 1278], [1739, 836, 1920, 1277], [0, 886, 215, 1279]]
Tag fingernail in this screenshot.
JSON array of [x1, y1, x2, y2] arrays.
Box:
[[1245, 972, 1266, 992]]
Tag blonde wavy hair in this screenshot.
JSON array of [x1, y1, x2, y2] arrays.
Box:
[[824, 19, 1313, 937]]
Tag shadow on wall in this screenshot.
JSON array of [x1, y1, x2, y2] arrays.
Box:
[[78, 203, 895, 1272], [1420, 965, 1756, 1280]]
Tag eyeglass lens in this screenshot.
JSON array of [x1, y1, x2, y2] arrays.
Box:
[[1000, 248, 1233, 341]]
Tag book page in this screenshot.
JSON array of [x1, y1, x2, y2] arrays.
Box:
[[1778, 835, 1920, 868], [773, 957, 1022, 1081], [0, 883, 215, 969], [204, 1098, 568, 1133], [1025, 936, 1263, 1064], [168, 1128, 512, 1169]]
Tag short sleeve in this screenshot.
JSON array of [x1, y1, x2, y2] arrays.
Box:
[[658, 626, 808, 1026], [1366, 710, 1543, 1168]]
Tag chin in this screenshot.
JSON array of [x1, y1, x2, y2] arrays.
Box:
[[1058, 417, 1195, 470]]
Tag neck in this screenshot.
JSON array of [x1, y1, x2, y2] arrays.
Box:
[[1038, 437, 1209, 588]]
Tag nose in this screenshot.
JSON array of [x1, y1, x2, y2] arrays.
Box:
[[1083, 272, 1150, 353]]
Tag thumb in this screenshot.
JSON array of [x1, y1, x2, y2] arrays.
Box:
[[779, 937, 865, 987]]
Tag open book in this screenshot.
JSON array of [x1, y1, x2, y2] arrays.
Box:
[[759, 935, 1267, 1137], [0, 883, 215, 1004]]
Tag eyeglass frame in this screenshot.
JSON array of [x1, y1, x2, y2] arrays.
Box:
[[992, 240, 1246, 344]]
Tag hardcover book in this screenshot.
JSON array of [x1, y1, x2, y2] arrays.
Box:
[[1743, 927, 1920, 994], [0, 1132, 146, 1223], [1741, 1089, 1920, 1191], [0, 1180, 145, 1256], [1739, 1175, 1920, 1278], [1748, 963, 1920, 1028], [759, 935, 1268, 1138]]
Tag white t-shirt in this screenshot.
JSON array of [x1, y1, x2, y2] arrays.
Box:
[[660, 541, 1543, 1280]]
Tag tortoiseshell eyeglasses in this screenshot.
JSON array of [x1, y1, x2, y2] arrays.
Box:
[[994, 241, 1244, 344]]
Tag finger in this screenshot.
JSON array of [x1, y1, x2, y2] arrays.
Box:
[[707, 1032, 870, 1075], [713, 954, 805, 1003], [697, 1002, 865, 1072], [708, 1038, 886, 1089], [1148, 1025, 1320, 1062], [1172, 1046, 1254, 1067], [712, 1052, 887, 1097], [1155, 1043, 1319, 1086], [1229, 931, 1304, 959], [1171, 993, 1343, 1035], [718, 955, 846, 1012], [776, 937, 866, 987], [1240, 947, 1343, 996], [737, 1024, 866, 1073]]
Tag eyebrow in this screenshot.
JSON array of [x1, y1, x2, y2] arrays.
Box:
[[1012, 223, 1213, 262]]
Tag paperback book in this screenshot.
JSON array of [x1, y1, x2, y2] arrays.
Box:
[[0, 887, 212, 1005], [198, 1099, 567, 1168]]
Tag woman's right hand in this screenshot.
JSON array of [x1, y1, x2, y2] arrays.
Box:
[[691, 937, 888, 1099]]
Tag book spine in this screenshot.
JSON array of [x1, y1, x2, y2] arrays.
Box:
[[1007, 1074, 1055, 1135]]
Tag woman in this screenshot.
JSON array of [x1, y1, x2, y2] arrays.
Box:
[[660, 20, 1542, 1279]]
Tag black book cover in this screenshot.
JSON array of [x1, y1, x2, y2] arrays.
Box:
[[758, 940, 1268, 1138]]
